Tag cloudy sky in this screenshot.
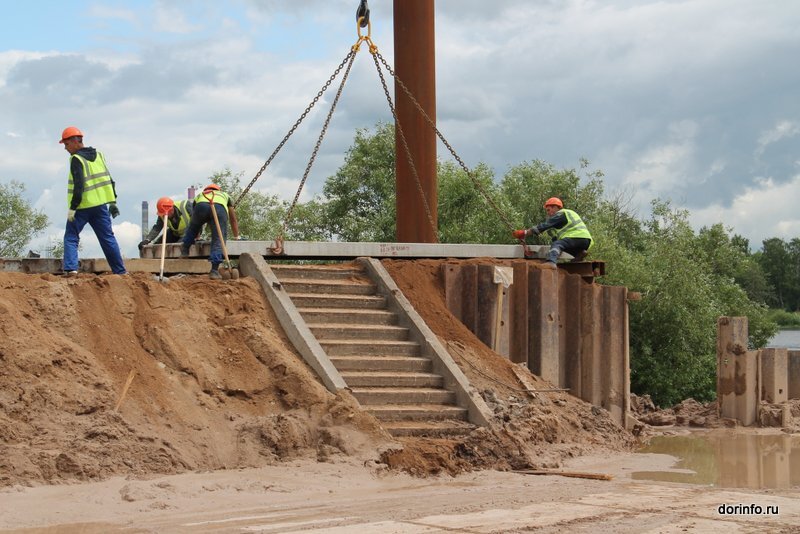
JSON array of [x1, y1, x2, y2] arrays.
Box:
[[1, 0, 799, 259]]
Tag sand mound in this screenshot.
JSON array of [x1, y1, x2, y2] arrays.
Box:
[[0, 259, 634, 486]]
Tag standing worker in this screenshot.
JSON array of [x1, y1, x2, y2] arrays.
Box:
[[138, 197, 193, 251], [180, 184, 240, 280], [59, 126, 127, 275], [513, 197, 592, 267]]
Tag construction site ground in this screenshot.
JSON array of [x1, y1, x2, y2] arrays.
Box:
[[1, 260, 799, 532]]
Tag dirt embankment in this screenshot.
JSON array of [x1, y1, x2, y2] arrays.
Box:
[[0, 260, 635, 487]]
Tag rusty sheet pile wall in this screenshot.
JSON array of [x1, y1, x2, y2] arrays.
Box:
[[717, 317, 796, 427], [442, 260, 631, 428]]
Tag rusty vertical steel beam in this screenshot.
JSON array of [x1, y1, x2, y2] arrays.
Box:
[[476, 265, 497, 347], [580, 284, 602, 406], [509, 261, 529, 364], [601, 286, 626, 425], [717, 316, 748, 420], [528, 268, 559, 383], [394, 0, 437, 243], [561, 273, 583, 395], [443, 263, 464, 322], [460, 264, 478, 334]]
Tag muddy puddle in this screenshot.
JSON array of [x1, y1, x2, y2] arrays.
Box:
[[633, 431, 800, 489]]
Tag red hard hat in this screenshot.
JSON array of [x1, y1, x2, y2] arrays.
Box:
[[156, 197, 175, 217], [203, 183, 221, 192], [59, 126, 83, 143], [543, 197, 563, 209]]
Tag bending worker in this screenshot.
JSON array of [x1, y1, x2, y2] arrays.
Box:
[[513, 197, 592, 266], [139, 197, 193, 251], [180, 184, 240, 280], [59, 126, 126, 275]]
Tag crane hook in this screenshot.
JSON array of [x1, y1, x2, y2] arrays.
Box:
[[356, 0, 370, 28]]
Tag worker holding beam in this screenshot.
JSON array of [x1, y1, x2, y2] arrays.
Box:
[[513, 197, 592, 267]]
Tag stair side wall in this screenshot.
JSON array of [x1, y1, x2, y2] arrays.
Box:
[[359, 258, 494, 428], [239, 253, 347, 393]]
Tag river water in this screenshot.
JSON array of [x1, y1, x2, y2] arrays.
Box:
[[634, 432, 800, 489], [767, 329, 800, 349]]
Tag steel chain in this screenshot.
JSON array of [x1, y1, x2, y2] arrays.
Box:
[[234, 49, 356, 207], [277, 49, 359, 243]]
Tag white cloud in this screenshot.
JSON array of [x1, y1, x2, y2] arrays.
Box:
[[87, 5, 139, 25], [692, 173, 800, 247], [3, 0, 800, 254], [756, 120, 799, 157], [153, 3, 203, 34]]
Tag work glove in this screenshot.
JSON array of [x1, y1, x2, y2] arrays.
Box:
[[137, 239, 150, 251], [67, 209, 76, 222], [512, 229, 527, 239], [108, 203, 120, 219]]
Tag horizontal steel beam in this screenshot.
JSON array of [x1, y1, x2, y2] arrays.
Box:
[[140, 240, 554, 260]]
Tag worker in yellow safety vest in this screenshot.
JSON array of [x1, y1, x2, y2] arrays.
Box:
[[513, 197, 592, 267], [180, 184, 240, 280], [59, 126, 126, 275], [139, 198, 194, 251]]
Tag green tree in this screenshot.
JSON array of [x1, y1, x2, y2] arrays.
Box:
[[438, 161, 514, 243], [758, 238, 792, 309], [200, 168, 290, 241], [499, 158, 605, 247], [321, 122, 396, 242], [0, 181, 48, 256]]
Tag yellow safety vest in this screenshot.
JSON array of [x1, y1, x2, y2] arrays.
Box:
[[67, 152, 116, 209], [554, 209, 592, 243], [167, 200, 192, 236], [196, 190, 230, 214]]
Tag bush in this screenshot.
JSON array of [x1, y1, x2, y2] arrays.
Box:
[[765, 308, 800, 328]]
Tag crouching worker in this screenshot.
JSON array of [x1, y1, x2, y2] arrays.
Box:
[[180, 184, 240, 280], [139, 197, 193, 251], [513, 197, 592, 266]]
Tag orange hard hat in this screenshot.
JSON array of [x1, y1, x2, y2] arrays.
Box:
[[59, 126, 83, 143], [543, 197, 563, 209], [156, 197, 175, 217], [203, 183, 221, 192]]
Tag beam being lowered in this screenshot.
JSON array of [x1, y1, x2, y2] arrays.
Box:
[[139, 240, 554, 261]]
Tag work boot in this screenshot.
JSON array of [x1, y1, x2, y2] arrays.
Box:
[[571, 250, 588, 263], [209, 269, 222, 280], [64, 270, 78, 277]]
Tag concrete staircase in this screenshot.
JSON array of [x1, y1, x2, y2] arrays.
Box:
[[270, 263, 474, 437]]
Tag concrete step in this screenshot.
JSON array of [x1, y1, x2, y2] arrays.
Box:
[[269, 264, 366, 281], [320, 339, 420, 357], [330, 355, 432, 372], [367, 404, 469, 422], [309, 323, 409, 341], [379, 419, 476, 438], [280, 278, 376, 296], [290, 293, 387, 309], [298, 308, 398, 325], [349, 387, 455, 405], [341, 371, 443, 388]]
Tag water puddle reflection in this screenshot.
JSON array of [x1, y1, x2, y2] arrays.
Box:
[[633, 432, 800, 489]]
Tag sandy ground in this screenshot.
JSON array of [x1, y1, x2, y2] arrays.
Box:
[[1, 448, 798, 533], [2, 261, 798, 532]]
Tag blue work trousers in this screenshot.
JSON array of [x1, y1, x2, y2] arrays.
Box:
[[63, 204, 126, 274], [548, 237, 591, 263], [182, 202, 228, 270]]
